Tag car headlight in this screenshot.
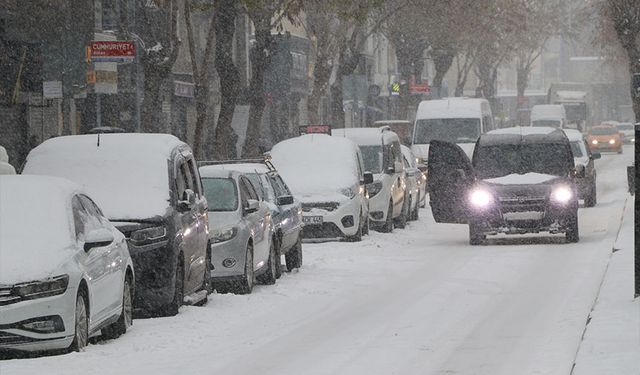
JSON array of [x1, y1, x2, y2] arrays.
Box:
[[468, 188, 493, 208], [340, 186, 358, 199], [130, 226, 167, 245], [609, 139, 616, 144], [591, 140, 598, 145], [366, 181, 384, 197], [13, 275, 69, 301], [550, 186, 573, 204], [211, 227, 237, 244]]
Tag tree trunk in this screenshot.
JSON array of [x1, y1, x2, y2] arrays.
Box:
[[213, 0, 240, 160], [330, 76, 345, 128], [140, 66, 166, 133], [431, 48, 455, 99], [308, 51, 332, 124], [243, 20, 271, 157], [627, 51, 640, 122]]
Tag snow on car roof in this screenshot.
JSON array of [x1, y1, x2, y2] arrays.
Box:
[[200, 163, 270, 175], [488, 126, 558, 136], [199, 166, 242, 179], [416, 98, 488, 119], [562, 129, 585, 142], [0, 175, 80, 283], [23, 134, 188, 220], [270, 134, 360, 195], [332, 127, 399, 146]]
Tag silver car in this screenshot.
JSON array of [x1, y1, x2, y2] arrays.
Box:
[[401, 145, 427, 217], [199, 168, 276, 294], [0, 175, 135, 353]]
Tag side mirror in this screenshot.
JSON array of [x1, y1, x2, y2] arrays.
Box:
[[244, 199, 260, 214], [277, 195, 294, 205], [178, 189, 196, 211], [84, 228, 114, 252], [362, 171, 374, 185], [573, 164, 586, 178], [417, 163, 428, 173], [591, 152, 601, 160]]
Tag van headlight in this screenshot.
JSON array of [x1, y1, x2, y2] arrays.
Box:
[[14, 275, 69, 301], [340, 186, 359, 199], [468, 188, 494, 208], [130, 226, 167, 245], [211, 227, 237, 244], [550, 186, 573, 204]]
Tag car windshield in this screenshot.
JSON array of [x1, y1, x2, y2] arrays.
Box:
[[531, 120, 561, 128], [360, 145, 383, 173], [617, 124, 634, 130], [201, 178, 238, 212], [570, 141, 584, 158], [474, 143, 572, 179], [414, 118, 480, 144], [590, 127, 618, 135]]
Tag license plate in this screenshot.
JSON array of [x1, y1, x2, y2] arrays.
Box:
[[303, 216, 323, 224]]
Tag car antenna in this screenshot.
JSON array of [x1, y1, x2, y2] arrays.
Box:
[[97, 133, 100, 147]]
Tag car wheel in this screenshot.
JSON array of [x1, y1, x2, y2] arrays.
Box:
[[618, 147, 623, 154], [163, 258, 184, 316], [274, 237, 283, 279], [565, 213, 580, 243], [285, 236, 303, 271], [70, 290, 89, 352], [256, 239, 277, 285], [232, 243, 255, 294], [362, 216, 370, 236], [194, 244, 212, 306], [394, 196, 409, 229], [412, 193, 420, 221], [468, 221, 486, 245], [103, 277, 133, 339], [379, 200, 394, 233], [345, 213, 363, 242], [584, 179, 597, 207]]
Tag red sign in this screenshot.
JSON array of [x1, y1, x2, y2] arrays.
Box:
[[409, 81, 430, 94], [90, 41, 135, 62], [299, 125, 332, 135]]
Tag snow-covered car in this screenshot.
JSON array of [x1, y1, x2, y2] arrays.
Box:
[[401, 145, 427, 219], [200, 160, 303, 273], [428, 127, 581, 244], [333, 127, 407, 232], [564, 129, 600, 207], [22, 134, 210, 316], [615, 122, 634, 143], [0, 175, 134, 352], [0, 145, 16, 175], [270, 134, 373, 242], [199, 167, 276, 294]]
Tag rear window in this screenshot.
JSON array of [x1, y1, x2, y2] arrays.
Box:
[[201, 178, 238, 212]]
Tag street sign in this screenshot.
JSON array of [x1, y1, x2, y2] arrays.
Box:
[[299, 124, 332, 135], [174, 80, 195, 98], [43, 81, 63, 99], [390, 82, 400, 96], [90, 41, 135, 63], [409, 80, 430, 95]]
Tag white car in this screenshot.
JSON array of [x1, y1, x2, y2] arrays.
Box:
[[615, 122, 635, 143], [199, 168, 275, 294], [333, 127, 407, 232], [0, 175, 134, 352], [271, 134, 372, 242], [401, 145, 427, 219]]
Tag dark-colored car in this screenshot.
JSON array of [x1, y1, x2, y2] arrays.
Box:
[[428, 127, 581, 245], [199, 159, 303, 273], [23, 134, 210, 316], [565, 129, 600, 207]]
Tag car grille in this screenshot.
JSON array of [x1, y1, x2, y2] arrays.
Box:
[[302, 202, 339, 212], [498, 196, 546, 213], [0, 286, 21, 306], [302, 223, 344, 239]]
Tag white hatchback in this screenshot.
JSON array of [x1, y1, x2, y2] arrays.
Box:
[[0, 176, 134, 353]]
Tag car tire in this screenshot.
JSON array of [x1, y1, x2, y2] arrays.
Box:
[[69, 290, 89, 352], [274, 237, 283, 279], [231, 243, 254, 294], [394, 196, 409, 229], [565, 212, 580, 243], [162, 257, 184, 316], [285, 236, 303, 271], [345, 214, 363, 242], [618, 147, 623, 154], [468, 221, 485, 245], [362, 216, 370, 236], [379, 200, 394, 233], [194, 245, 212, 306], [584, 179, 597, 207], [256, 238, 277, 285], [103, 277, 133, 339]]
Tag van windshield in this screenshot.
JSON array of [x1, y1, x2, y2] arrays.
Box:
[[531, 120, 561, 128], [413, 118, 480, 144], [360, 145, 384, 174], [474, 143, 572, 179]]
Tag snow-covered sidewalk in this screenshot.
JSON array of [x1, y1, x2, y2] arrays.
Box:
[[573, 196, 639, 374]]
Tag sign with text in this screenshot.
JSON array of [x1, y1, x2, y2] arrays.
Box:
[[90, 41, 135, 62], [299, 125, 332, 136], [43, 81, 63, 99]]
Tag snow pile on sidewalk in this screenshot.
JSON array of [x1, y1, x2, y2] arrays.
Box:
[[573, 197, 639, 374]]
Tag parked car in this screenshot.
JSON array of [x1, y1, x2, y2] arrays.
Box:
[[0, 175, 134, 352], [564, 129, 600, 207], [615, 122, 635, 143], [270, 134, 373, 242], [200, 159, 303, 274], [587, 125, 623, 153], [333, 127, 407, 232], [0, 145, 16, 175], [199, 167, 276, 294], [401, 145, 427, 218], [22, 134, 210, 316], [428, 127, 581, 244]]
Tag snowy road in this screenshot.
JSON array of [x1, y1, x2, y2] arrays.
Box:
[[0, 146, 633, 375]]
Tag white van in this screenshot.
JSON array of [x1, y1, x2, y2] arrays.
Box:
[[411, 98, 494, 161], [530, 104, 567, 128], [332, 127, 408, 232]]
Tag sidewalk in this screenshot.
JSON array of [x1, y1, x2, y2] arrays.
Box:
[[573, 196, 639, 374]]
